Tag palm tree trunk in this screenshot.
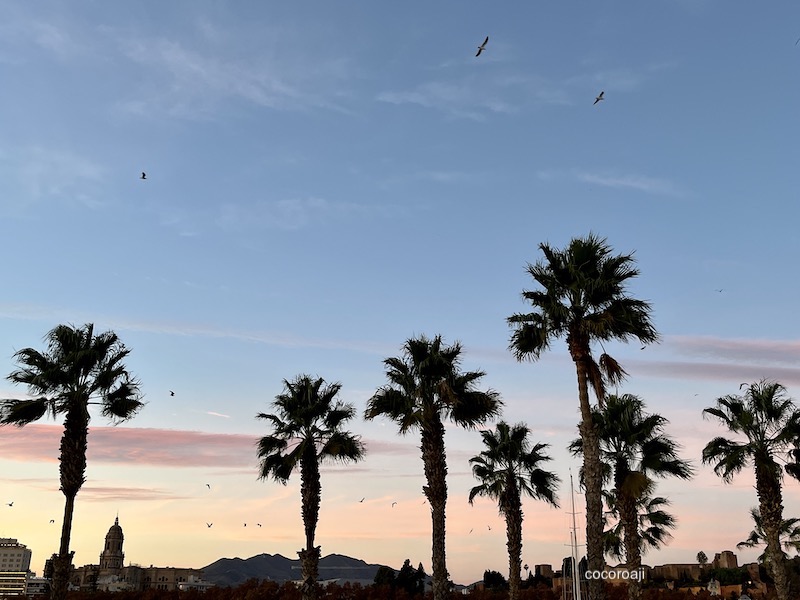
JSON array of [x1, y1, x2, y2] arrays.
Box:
[[619, 491, 642, 600], [505, 492, 523, 600], [570, 333, 606, 600], [299, 448, 322, 600], [755, 466, 789, 600], [51, 406, 89, 600], [422, 414, 449, 600]]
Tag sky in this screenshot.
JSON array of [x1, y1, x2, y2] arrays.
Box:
[[1, 0, 800, 587]]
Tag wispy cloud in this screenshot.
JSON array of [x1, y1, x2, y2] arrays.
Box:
[[0, 424, 425, 468], [667, 335, 800, 366], [0, 146, 107, 211], [378, 82, 503, 121], [115, 33, 354, 119], [0, 303, 394, 356], [537, 168, 685, 197]]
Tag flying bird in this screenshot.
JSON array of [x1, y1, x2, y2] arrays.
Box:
[[49, 520, 55, 523], [488, 525, 492, 531], [257, 523, 262, 527], [593, 91, 604, 105], [715, 289, 724, 293], [243, 523, 247, 527], [170, 390, 175, 397], [6, 502, 12, 507], [140, 172, 146, 180], [359, 497, 365, 503], [469, 529, 473, 534], [206, 484, 211, 489], [206, 523, 213, 528], [392, 502, 397, 508], [475, 36, 489, 57]]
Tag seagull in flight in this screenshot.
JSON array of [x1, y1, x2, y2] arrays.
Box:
[[488, 525, 492, 531], [140, 172, 147, 180], [715, 289, 724, 293], [50, 519, 55, 523], [206, 523, 213, 528], [475, 36, 489, 57], [359, 497, 365, 503], [391, 502, 397, 508], [6, 502, 12, 507], [469, 528, 473, 534], [243, 523, 247, 527], [170, 390, 175, 397], [206, 484, 211, 489], [257, 523, 262, 527], [594, 91, 604, 105]]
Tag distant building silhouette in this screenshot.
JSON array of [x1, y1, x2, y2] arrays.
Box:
[[69, 517, 212, 592], [0, 538, 32, 596]]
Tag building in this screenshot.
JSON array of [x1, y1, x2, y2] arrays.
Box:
[[713, 550, 739, 570], [0, 539, 33, 597], [70, 518, 212, 593]]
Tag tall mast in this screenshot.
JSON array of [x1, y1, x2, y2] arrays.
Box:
[[569, 471, 582, 600]]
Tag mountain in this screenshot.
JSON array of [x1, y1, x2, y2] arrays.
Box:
[[201, 553, 391, 588]]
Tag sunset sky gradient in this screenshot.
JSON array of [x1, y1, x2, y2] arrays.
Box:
[[1, 0, 800, 586]]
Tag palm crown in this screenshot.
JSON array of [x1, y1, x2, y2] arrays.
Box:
[[468, 421, 560, 512], [365, 335, 502, 432], [257, 376, 364, 482], [1, 323, 143, 427]]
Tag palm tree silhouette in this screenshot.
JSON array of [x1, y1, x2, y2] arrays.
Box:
[[257, 375, 364, 600], [0, 323, 143, 600], [703, 380, 800, 600], [469, 422, 559, 600], [365, 335, 502, 600], [507, 234, 658, 600], [737, 507, 800, 564], [572, 394, 692, 600]]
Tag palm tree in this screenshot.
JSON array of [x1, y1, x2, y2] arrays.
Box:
[[364, 335, 502, 600], [468, 421, 560, 600], [256, 375, 365, 600], [572, 394, 692, 600], [603, 485, 678, 562], [0, 323, 143, 600], [702, 380, 800, 600], [737, 507, 800, 563], [507, 234, 658, 600]]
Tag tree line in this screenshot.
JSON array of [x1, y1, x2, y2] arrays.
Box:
[[3, 233, 800, 600]]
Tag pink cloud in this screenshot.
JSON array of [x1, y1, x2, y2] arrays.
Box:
[[0, 424, 427, 468], [667, 335, 800, 366], [634, 359, 800, 386]]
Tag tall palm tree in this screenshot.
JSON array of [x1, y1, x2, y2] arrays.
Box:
[[737, 507, 800, 563], [507, 234, 658, 600], [468, 421, 560, 600], [257, 375, 365, 600], [602, 485, 678, 562], [364, 335, 502, 600], [703, 380, 800, 600], [0, 323, 143, 600], [572, 394, 692, 600]]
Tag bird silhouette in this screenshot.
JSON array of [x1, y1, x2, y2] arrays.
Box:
[[6, 502, 12, 507], [359, 497, 365, 503], [206, 523, 213, 528], [594, 91, 604, 105], [715, 289, 724, 293], [469, 528, 473, 534], [391, 502, 397, 508], [206, 484, 211, 489], [475, 36, 489, 57], [141, 172, 146, 180], [243, 523, 247, 527], [170, 390, 175, 397], [257, 523, 262, 527], [488, 525, 492, 531], [49, 519, 55, 523]]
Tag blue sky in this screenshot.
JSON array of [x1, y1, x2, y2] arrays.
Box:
[[2, 0, 800, 586]]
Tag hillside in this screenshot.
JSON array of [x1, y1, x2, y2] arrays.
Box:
[[201, 553, 390, 587]]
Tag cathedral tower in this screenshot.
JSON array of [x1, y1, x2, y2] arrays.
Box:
[[99, 517, 124, 571]]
